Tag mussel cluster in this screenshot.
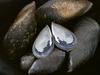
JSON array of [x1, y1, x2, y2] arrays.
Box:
[[1, 0, 100, 75]]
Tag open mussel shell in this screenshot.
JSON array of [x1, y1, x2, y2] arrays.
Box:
[[67, 17, 100, 72], [20, 54, 35, 71], [36, 0, 93, 26], [28, 49, 65, 74], [3, 1, 37, 60], [51, 22, 77, 52], [32, 25, 54, 58]]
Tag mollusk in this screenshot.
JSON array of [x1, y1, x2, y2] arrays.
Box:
[[3, 1, 37, 60], [32, 22, 77, 58], [68, 17, 100, 72], [32, 25, 54, 58], [51, 22, 77, 52], [36, 0, 93, 25]]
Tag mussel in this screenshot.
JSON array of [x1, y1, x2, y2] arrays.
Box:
[[3, 1, 37, 60], [2, 0, 99, 75], [67, 17, 100, 72], [36, 0, 93, 26], [28, 49, 65, 74], [51, 22, 77, 52], [32, 25, 54, 58]]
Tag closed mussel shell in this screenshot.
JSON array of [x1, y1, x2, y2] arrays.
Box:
[[3, 1, 37, 60], [68, 17, 100, 72], [36, 0, 93, 26], [28, 49, 65, 74], [51, 22, 77, 52], [32, 25, 54, 58]]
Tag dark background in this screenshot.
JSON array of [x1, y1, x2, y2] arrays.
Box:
[[0, 0, 100, 75]]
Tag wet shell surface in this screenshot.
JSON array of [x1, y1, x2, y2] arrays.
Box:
[[3, 1, 37, 60], [32, 25, 54, 58], [36, 0, 93, 25], [28, 49, 65, 74], [51, 22, 77, 52], [20, 17, 100, 74], [1, 0, 99, 75], [68, 17, 100, 72]]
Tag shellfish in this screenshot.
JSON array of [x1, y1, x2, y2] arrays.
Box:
[[32, 25, 54, 58], [3, 1, 37, 60], [29, 49, 65, 74], [51, 22, 77, 52], [68, 17, 100, 72], [36, 0, 93, 26]]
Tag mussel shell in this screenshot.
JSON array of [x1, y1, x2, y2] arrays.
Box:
[[51, 22, 77, 52], [68, 17, 100, 72], [36, 0, 93, 26], [20, 54, 35, 70], [3, 1, 37, 60], [32, 25, 54, 58], [28, 49, 65, 74]]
